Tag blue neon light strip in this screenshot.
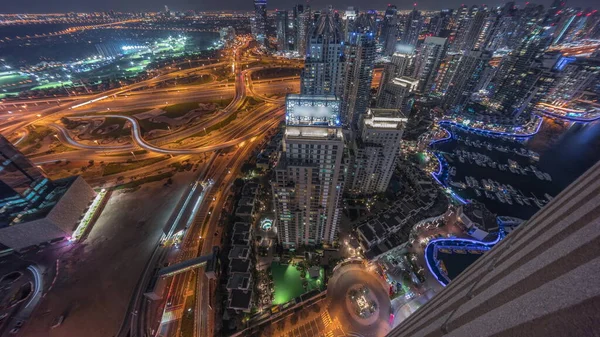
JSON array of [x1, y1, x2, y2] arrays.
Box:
[[535, 110, 600, 123], [424, 233, 503, 287]]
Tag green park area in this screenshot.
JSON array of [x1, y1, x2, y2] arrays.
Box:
[[271, 263, 324, 305], [0, 73, 30, 87], [31, 80, 73, 91]]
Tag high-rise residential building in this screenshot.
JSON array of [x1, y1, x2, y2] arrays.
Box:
[[381, 4, 399, 56], [376, 76, 419, 113], [545, 0, 567, 25], [342, 14, 377, 127], [276, 10, 289, 52], [489, 27, 549, 118], [459, 9, 488, 51], [582, 11, 600, 40], [562, 9, 597, 43], [387, 160, 600, 337], [447, 4, 469, 45], [550, 9, 595, 46], [294, 4, 309, 55], [273, 95, 345, 249], [443, 50, 492, 109], [486, 14, 518, 51], [434, 53, 462, 96], [252, 0, 268, 46], [474, 13, 499, 51], [301, 14, 346, 97], [0, 135, 95, 250], [511, 3, 546, 49], [429, 9, 453, 38], [346, 108, 407, 195], [342, 6, 359, 41], [450, 5, 476, 51], [414, 36, 448, 94], [402, 7, 423, 48], [544, 57, 600, 105], [427, 14, 443, 37], [379, 50, 415, 97]]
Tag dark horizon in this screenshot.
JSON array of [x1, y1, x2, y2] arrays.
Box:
[[0, 0, 595, 15]]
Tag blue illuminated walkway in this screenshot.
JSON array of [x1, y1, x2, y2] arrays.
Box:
[[425, 232, 503, 287]]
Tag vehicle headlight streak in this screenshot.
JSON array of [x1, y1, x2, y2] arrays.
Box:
[[25, 265, 42, 309], [70, 95, 109, 109]]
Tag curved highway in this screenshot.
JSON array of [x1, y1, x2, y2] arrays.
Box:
[[49, 123, 136, 151], [62, 107, 283, 154]]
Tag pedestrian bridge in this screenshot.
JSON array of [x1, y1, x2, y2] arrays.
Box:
[[157, 247, 219, 278]]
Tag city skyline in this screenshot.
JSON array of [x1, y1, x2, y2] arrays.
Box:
[[0, 0, 598, 336], [0, 0, 595, 14]]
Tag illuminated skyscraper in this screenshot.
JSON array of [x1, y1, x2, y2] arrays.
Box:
[[301, 14, 346, 97], [343, 14, 376, 126], [402, 7, 423, 48], [544, 57, 600, 105], [342, 7, 359, 41], [379, 50, 415, 94], [252, 0, 267, 46], [273, 95, 345, 248], [429, 9, 453, 38], [347, 109, 407, 195], [377, 76, 419, 113], [443, 50, 492, 109], [450, 5, 475, 51], [381, 4, 399, 56], [414, 36, 448, 93], [276, 10, 289, 52], [294, 4, 309, 55], [489, 28, 549, 118], [434, 53, 462, 96]]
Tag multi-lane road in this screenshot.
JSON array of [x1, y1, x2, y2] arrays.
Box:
[[3, 36, 301, 337]]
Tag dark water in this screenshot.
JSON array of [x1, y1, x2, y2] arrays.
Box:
[[437, 252, 482, 280], [0, 24, 76, 39], [432, 118, 600, 219]]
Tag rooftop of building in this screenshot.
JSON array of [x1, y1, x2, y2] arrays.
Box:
[[459, 202, 498, 231], [285, 94, 341, 128], [229, 258, 251, 273], [228, 245, 251, 260], [228, 289, 253, 311], [235, 205, 254, 216], [238, 197, 255, 207], [390, 76, 419, 87], [242, 183, 259, 196], [232, 222, 251, 234], [363, 108, 408, 130], [309, 14, 343, 41], [286, 94, 340, 102], [226, 272, 251, 290], [232, 232, 251, 245], [284, 126, 343, 140]]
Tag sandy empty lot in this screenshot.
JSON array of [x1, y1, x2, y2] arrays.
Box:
[[21, 171, 195, 337]]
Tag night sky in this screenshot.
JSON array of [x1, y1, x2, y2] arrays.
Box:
[[0, 0, 593, 14]]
